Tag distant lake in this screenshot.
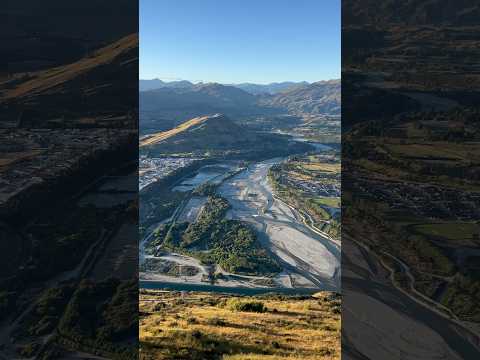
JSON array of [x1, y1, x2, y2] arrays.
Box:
[[291, 138, 334, 152]]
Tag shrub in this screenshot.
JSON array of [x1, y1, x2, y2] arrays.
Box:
[[153, 302, 165, 311], [191, 330, 202, 339], [187, 317, 198, 324], [227, 299, 266, 313], [207, 317, 226, 326]]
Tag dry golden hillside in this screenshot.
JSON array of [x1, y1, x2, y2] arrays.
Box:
[[140, 291, 340, 360], [4, 34, 138, 100], [140, 115, 214, 147], [1, 33, 138, 127]]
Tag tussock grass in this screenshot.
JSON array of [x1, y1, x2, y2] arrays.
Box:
[[226, 299, 267, 313], [140, 291, 340, 360]]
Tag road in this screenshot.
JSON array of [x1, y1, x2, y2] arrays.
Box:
[[342, 232, 480, 360]]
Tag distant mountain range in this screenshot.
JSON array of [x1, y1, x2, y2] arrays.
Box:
[[140, 82, 269, 132], [140, 82, 258, 114], [139, 79, 309, 95], [232, 81, 309, 95], [139, 79, 340, 133], [139, 79, 194, 92], [259, 79, 341, 116]]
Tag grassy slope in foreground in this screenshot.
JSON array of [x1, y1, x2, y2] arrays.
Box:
[[140, 291, 340, 360]]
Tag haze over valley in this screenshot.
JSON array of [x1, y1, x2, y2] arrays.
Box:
[[139, 79, 340, 135], [139, 77, 341, 292]]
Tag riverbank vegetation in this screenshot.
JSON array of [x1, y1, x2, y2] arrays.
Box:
[[147, 196, 281, 276], [11, 279, 138, 359], [268, 152, 341, 240]]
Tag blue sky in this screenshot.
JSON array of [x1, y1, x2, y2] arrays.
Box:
[[140, 0, 340, 84]]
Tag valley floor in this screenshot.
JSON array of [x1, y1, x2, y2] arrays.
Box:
[[140, 155, 340, 291], [218, 159, 340, 290]]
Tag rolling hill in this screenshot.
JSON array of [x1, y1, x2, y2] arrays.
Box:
[[140, 113, 311, 158], [140, 113, 249, 149], [1, 33, 138, 127]]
